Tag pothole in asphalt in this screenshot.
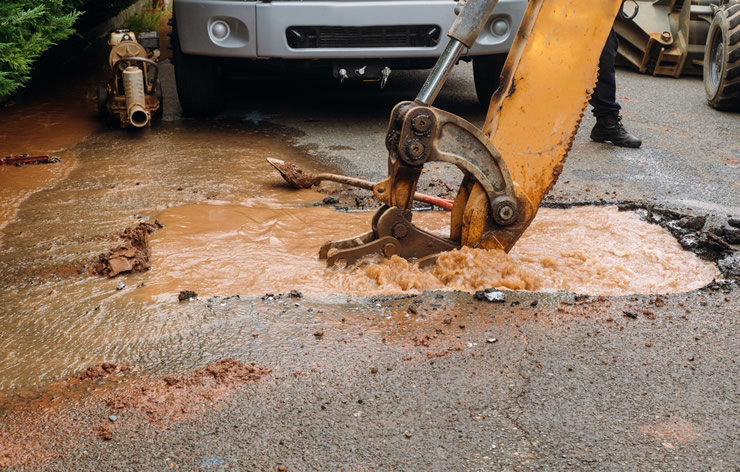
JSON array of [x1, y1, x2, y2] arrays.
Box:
[[133, 203, 720, 301]]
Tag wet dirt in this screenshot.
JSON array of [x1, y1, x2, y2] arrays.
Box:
[[92, 221, 163, 277], [0, 358, 269, 468]]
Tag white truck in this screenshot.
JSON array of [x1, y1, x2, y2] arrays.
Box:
[[171, 0, 527, 115]]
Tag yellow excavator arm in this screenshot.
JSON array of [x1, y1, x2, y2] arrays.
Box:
[[320, 0, 623, 267]]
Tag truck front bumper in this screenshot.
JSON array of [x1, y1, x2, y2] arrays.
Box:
[[174, 0, 527, 59]]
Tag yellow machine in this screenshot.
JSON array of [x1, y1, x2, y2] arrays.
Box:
[[98, 30, 162, 128], [320, 0, 624, 266]]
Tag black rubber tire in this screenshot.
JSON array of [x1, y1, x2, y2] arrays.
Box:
[[97, 85, 109, 118], [703, 1, 740, 110], [171, 15, 224, 116], [154, 80, 164, 119], [472, 53, 507, 108]]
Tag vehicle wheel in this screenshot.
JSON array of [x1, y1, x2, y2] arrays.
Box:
[[97, 85, 109, 118], [703, 1, 740, 110], [472, 53, 507, 108], [154, 79, 164, 119], [171, 15, 224, 116]]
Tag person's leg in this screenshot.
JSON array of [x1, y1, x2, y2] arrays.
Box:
[[589, 29, 641, 148], [590, 29, 621, 118]]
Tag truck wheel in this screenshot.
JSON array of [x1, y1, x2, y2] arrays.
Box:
[[97, 85, 109, 118], [473, 53, 507, 108], [172, 16, 224, 116], [703, 1, 740, 110], [154, 80, 164, 119]]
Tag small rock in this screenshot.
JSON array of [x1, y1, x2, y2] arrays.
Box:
[[178, 290, 197, 301], [679, 235, 699, 249], [623, 311, 638, 319], [116, 282, 126, 291], [322, 196, 340, 204], [313, 330, 324, 338], [718, 253, 740, 278], [289, 290, 303, 298], [486, 338, 498, 343], [77, 268, 87, 274], [403, 430, 412, 438], [530, 300, 538, 307], [473, 289, 506, 303], [678, 215, 706, 232], [277, 465, 287, 472], [727, 218, 740, 229], [722, 227, 740, 244], [408, 304, 418, 314], [108, 415, 118, 422], [370, 367, 378, 374]]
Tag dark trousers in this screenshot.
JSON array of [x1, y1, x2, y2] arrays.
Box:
[[590, 28, 621, 118]]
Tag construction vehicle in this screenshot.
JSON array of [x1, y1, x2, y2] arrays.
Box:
[[319, 0, 626, 267], [614, 0, 739, 110], [98, 30, 163, 128]]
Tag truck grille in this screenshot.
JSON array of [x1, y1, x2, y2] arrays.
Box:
[[286, 25, 441, 49]]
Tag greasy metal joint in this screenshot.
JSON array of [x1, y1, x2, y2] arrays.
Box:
[[392, 223, 409, 239], [405, 140, 427, 162], [492, 196, 517, 226]]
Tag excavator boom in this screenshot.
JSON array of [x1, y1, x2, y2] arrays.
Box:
[[320, 0, 623, 267]]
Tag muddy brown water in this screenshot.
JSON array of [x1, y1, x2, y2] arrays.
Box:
[[136, 204, 717, 300], [0, 116, 719, 392]]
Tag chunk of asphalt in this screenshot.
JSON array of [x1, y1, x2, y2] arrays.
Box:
[[178, 290, 198, 302], [474, 289, 506, 303]]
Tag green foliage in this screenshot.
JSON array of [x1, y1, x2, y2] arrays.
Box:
[[0, 1, 81, 96], [122, 7, 168, 34]]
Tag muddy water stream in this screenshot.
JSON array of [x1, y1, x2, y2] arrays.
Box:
[[0, 56, 101, 231], [0, 122, 720, 392]]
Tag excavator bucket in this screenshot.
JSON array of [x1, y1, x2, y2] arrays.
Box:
[[459, 0, 624, 250], [321, 0, 624, 266]]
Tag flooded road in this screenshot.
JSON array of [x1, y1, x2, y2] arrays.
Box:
[[0, 121, 719, 392], [0, 53, 102, 230]]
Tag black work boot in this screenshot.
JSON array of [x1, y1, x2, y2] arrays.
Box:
[[590, 113, 642, 148]]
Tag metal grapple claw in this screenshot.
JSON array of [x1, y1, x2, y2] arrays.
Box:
[[320, 0, 623, 267]]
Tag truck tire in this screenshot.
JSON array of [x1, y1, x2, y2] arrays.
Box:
[[473, 53, 507, 108], [703, 1, 740, 110], [154, 80, 164, 119], [171, 16, 224, 116], [97, 85, 109, 118]]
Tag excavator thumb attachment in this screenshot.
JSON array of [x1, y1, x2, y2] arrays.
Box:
[[321, 0, 623, 266]]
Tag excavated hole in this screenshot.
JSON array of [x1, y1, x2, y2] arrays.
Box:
[[130, 202, 724, 301]]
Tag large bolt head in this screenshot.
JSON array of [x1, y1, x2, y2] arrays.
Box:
[[383, 243, 399, 257], [491, 196, 517, 226], [411, 113, 433, 134], [392, 223, 409, 238], [405, 139, 426, 161]]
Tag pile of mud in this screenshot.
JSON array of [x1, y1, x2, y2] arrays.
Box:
[[93, 221, 163, 277], [76, 362, 133, 380], [0, 359, 270, 466], [102, 358, 271, 430]]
